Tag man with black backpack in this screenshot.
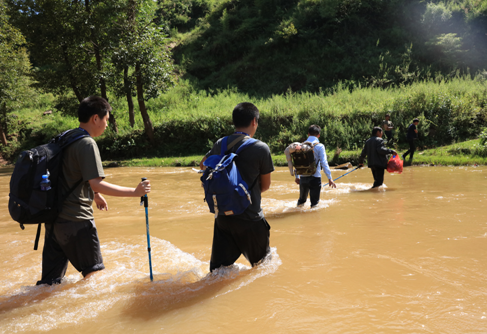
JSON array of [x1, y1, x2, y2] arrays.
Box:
[[203, 102, 274, 272], [36, 96, 150, 285]]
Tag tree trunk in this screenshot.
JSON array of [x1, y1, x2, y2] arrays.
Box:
[[85, 0, 118, 132], [124, 66, 135, 127], [135, 63, 154, 143], [61, 45, 83, 102], [0, 103, 7, 146]]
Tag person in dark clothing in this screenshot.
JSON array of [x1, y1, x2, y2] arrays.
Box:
[[204, 102, 274, 272], [402, 118, 419, 162], [358, 127, 397, 188]]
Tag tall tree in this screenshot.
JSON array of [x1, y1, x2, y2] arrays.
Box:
[[111, 0, 173, 141], [0, 0, 32, 146], [7, 0, 122, 131]]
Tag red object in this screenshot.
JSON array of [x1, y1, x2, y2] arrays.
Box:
[[387, 155, 403, 174]]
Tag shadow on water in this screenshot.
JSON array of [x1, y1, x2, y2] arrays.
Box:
[[121, 266, 253, 320], [0, 281, 75, 315]]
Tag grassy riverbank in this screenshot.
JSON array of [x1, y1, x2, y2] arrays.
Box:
[[102, 139, 487, 168], [3, 76, 487, 164]]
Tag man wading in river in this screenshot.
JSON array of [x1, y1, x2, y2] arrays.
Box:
[[358, 127, 397, 189], [203, 102, 274, 272], [37, 96, 151, 285]]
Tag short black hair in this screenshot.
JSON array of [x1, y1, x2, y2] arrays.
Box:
[[372, 126, 383, 136], [232, 102, 259, 128], [78, 96, 112, 123], [308, 124, 321, 136], [385, 113, 390, 117], [413, 118, 419, 123]]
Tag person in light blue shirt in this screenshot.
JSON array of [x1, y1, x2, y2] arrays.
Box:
[[295, 125, 336, 207]]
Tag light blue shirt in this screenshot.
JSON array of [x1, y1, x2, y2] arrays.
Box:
[[297, 136, 332, 180]]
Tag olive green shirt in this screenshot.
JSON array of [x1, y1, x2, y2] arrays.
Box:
[[58, 135, 105, 221]]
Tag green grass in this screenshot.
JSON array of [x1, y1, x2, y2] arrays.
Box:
[[4, 76, 487, 163], [102, 139, 487, 167]]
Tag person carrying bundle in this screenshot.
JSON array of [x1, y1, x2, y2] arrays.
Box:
[[358, 127, 398, 188], [284, 125, 336, 208]]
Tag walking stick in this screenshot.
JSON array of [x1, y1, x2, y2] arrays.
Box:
[[140, 177, 153, 281], [324, 167, 360, 186]]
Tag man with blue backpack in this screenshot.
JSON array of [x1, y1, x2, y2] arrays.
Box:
[[201, 102, 274, 272]]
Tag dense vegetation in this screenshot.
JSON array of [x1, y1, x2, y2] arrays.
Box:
[[1, 0, 487, 164], [171, 0, 487, 94], [7, 76, 487, 163]]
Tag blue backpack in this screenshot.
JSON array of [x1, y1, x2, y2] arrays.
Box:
[[201, 136, 257, 217]]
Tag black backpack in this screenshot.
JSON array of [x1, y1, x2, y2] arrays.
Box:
[[8, 129, 89, 250]]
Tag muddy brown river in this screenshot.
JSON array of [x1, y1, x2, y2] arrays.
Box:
[[0, 166, 486, 333]]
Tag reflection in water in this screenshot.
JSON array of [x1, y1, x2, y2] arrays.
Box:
[[0, 166, 486, 333]]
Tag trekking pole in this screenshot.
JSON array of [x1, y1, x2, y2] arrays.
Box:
[[325, 167, 360, 186], [140, 177, 153, 281]]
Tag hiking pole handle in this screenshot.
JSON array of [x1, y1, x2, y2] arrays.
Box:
[[140, 177, 148, 207]]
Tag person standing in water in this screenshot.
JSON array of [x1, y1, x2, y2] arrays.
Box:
[[358, 127, 397, 188], [295, 125, 336, 208], [402, 118, 419, 162], [381, 113, 394, 144], [37, 96, 151, 285], [205, 102, 274, 272]]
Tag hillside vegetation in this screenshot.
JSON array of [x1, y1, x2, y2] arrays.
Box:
[[7, 76, 487, 162], [2, 0, 487, 163], [170, 0, 487, 94]]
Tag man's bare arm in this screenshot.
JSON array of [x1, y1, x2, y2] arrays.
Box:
[[89, 178, 150, 197], [260, 173, 271, 193]]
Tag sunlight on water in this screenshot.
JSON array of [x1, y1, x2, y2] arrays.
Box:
[[1, 166, 487, 333], [0, 235, 281, 333]]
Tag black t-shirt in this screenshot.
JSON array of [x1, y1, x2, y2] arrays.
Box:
[[407, 123, 417, 140], [208, 134, 274, 221]]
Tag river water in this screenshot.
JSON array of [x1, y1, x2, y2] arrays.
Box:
[[0, 166, 486, 333]]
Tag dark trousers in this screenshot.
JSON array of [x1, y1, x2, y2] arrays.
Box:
[[210, 215, 270, 272], [370, 166, 385, 188], [37, 219, 105, 285], [403, 139, 416, 160], [297, 176, 322, 207], [384, 131, 393, 143]]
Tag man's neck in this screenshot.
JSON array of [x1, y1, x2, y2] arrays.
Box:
[[235, 126, 254, 137], [79, 124, 93, 137]]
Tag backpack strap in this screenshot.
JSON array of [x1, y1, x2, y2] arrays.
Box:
[[34, 224, 41, 250], [57, 128, 90, 149], [222, 135, 255, 155], [227, 135, 248, 151]]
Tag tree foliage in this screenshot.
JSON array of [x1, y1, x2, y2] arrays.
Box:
[[171, 0, 487, 95], [0, 0, 32, 146]]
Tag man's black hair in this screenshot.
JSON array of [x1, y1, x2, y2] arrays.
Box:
[[385, 113, 390, 117], [413, 118, 419, 123], [78, 96, 112, 123], [308, 124, 321, 136], [372, 126, 383, 136], [233, 102, 259, 128]]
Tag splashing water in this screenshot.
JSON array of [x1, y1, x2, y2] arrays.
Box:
[[0, 237, 281, 333]]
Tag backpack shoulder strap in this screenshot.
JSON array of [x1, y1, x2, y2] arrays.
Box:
[[227, 135, 247, 151], [58, 129, 90, 149], [220, 136, 229, 155], [235, 138, 257, 154]]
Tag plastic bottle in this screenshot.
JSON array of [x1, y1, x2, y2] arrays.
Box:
[[40, 174, 51, 191]]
